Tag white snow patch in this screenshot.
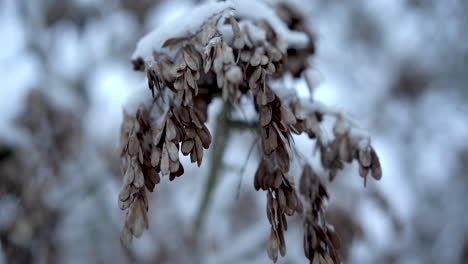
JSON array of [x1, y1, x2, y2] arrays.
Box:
[[232, 0, 308, 49], [239, 20, 266, 43], [133, 0, 310, 61], [132, 1, 235, 61]]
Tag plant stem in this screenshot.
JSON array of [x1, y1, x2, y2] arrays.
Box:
[[194, 102, 231, 236]]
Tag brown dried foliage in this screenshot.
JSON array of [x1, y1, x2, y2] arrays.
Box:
[[119, 2, 382, 263], [1, 89, 81, 264], [300, 164, 340, 263]]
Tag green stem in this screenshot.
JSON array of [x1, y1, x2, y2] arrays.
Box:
[[194, 102, 231, 236], [226, 119, 258, 131]]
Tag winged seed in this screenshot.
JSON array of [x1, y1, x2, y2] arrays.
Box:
[[161, 143, 170, 175], [184, 50, 198, 71], [133, 165, 145, 188], [167, 141, 179, 161], [260, 105, 272, 126]]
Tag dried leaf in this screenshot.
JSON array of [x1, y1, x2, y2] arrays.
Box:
[[213, 53, 223, 74], [278, 229, 286, 257], [128, 133, 139, 156], [190, 109, 203, 128], [262, 87, 276, 105], [323, 254, 335, 264], [285, 190, 298, 214], [120, 225, 133, 248], [161, 143, 170, 175], [197, 125, 212, 148], [190, 148, 197, 164], [222, 44, 235, 64], [170, 159, 180, 173], [249, 66, 262, 89], [295, 198, 304, 214], [260, 105, 272, 126], [195, 135, 203, 166], [149, 169, 160, 185], [175, 52, 187, 70], [181, 139, 194, 155], [203, 54, 212, 73], [131, 201, 148, 237], [266, 44, 282, 61], [193, 69, 200, 81], [184, 88, 193, 106], [169, 171, 177, 181], [267, 230, 279, 262], [250, 48, 262, 66], [275, 150, 289, 173], [358, 147, 372, 167], [266, 62, 276, 74], [281, 105, 297, 125], [261, 127, 270, 154], [339, 137, 352, 163], [174, 77, 184, 92], [151, 148, 161, 167], [119, 184, 132, 201], [174, 90, 184, 106], [166, 118, 177, 141], [123, 166, 135, 185], [371, 148, 382, 180], [185, 69, 196, 88], [184, 50, 198, 71], [254, 162, 265, 190], [326, 228, 341, 249], [185, 126, 197, 138], [138, 147, 144, 165], [167, 141, 179, 161], [266, 191, 274, 224], [273, 171, 283, 189], [359, 164, 369, 178], [268, 125, 278, 151], [162, 37, 186, 48], [173, 162, 184, 177], [229, 16, 241, 37], [176, 107, 191, 125], [304, 233, 310, 259], [133, 165, 144, 188], [277, 189, 287, 213], [119, 198, 131, 210]]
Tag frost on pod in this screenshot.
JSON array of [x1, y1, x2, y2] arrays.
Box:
[[119, 1, 382, 263]]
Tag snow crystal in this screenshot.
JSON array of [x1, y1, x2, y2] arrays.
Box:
[[132, 1, 234, 61]]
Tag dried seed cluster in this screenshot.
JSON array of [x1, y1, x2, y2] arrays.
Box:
[[300, 165, 341, 263], [253, 87, 306, 261], [1, 89, 81, 263], [120, 1, 382, 263], [119, 99, 212, 244], [319, 116, 382, 184]]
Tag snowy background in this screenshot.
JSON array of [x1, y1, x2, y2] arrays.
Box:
[[1, 0, 467, 263]]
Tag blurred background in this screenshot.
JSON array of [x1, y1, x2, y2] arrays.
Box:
[[0, 0, 467, 263]]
